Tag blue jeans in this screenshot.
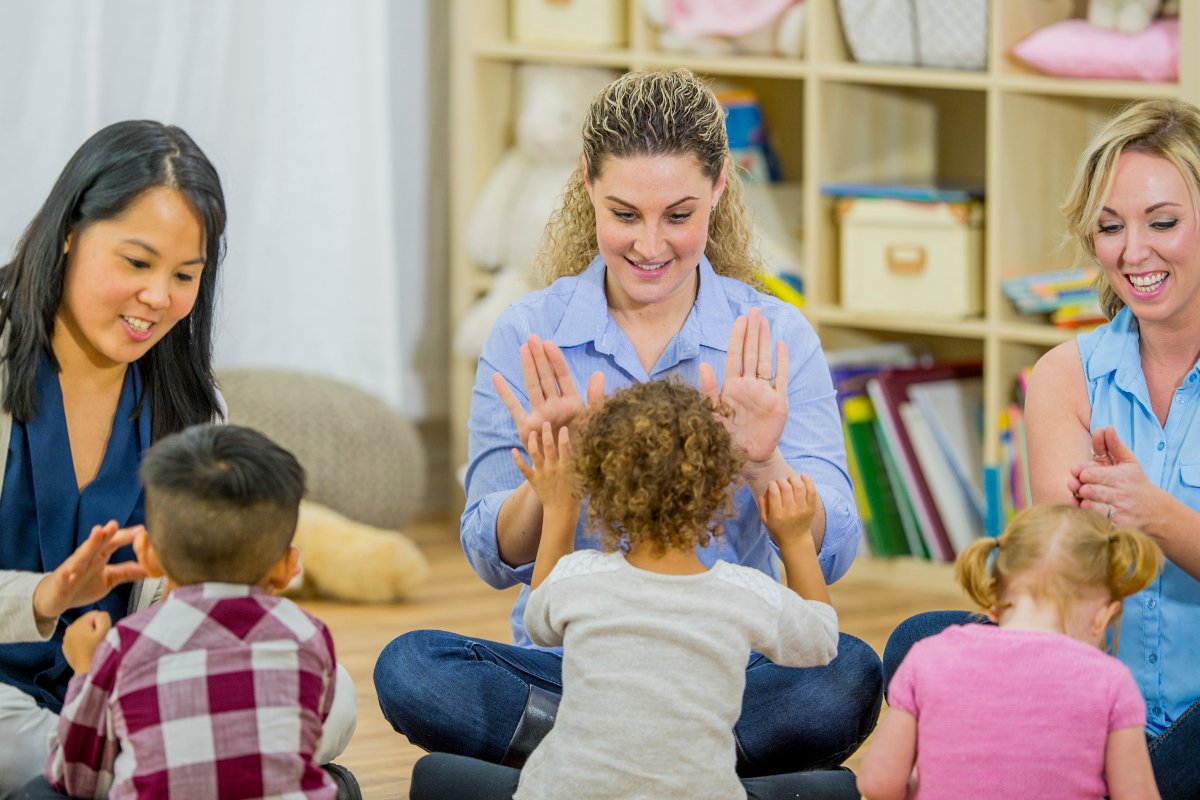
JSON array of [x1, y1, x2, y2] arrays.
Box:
[[374, 629, 883, 778], [409, 753, 861, 800], [884, 611, 1200, 800]]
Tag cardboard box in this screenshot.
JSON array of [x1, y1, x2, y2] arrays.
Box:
[[511, 0, 626, 49], [837, 196, 983, 317]]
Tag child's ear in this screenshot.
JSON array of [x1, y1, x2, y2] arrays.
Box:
[[264, 546, 302, 593], [132, 527, 165, 579], [985, 605, 1002, 625], [1091, 599, 1123, 638]]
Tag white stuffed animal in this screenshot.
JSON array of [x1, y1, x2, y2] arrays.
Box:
[[641, 0, 807, 59], [1088, 0, 1165, 33], [453, 63, 617, 360]]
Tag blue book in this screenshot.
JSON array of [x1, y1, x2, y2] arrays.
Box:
[[983, 464, 1004, 538], [819, 181, 984, 203]]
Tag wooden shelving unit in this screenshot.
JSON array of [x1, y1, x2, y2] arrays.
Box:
[[448, 0, 1200, 494]]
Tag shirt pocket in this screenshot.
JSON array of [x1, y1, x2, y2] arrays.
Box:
[[1176, 462, 1200, 510]]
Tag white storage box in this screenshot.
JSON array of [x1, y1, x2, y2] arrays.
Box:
[[837, 197, 983, 318], [837, 0, 988, 70], [511, 0, 626, 49]]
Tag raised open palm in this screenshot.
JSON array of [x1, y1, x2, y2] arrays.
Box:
[[493, 334, 604, 447], [700, 308, 789, 464]]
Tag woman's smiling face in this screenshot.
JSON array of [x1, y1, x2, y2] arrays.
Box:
[[1094, 151, 1200, 325], [585, 153, 725, 316], [56, 185, 205, 370]]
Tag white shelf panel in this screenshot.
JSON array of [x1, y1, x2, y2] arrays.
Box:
[[810, 306, 988, 340], [474, 41, 635, 69], [636, 52, 809, 80], [995, 320, 1079, 347], [995, 74, 1178, 100], [816, 62, 989, 92]]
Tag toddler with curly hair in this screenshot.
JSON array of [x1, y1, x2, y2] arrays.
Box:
[[494, 379, 846, 799]]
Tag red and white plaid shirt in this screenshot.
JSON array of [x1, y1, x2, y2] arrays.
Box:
[[46, 583, 337, 799]]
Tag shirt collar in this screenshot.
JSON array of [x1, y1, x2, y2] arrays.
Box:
[[551, 255, 737, 353], [169, 582, 270, 602], [693, 255, 737, 352], [1084, 307, 1148, 392], [551, 256, 609, 348]]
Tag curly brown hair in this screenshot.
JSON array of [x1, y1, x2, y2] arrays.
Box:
[[573, 379, 745, 555]]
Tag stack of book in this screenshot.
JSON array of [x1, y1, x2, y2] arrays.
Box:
[[831, 346, 986, 562], [1001, 268, 1105, 329]]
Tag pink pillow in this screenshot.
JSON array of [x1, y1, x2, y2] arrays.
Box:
[[1011, 18, 1178, 82]]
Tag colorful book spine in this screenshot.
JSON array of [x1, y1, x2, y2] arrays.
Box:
[[843, 395, 910, 558], [872, 413, 928, 560]]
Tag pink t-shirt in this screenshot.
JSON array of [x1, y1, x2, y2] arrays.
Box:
[[889, 624, 1145, 800]]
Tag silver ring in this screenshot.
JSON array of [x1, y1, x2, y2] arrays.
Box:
[[1107, 506, 1115, 520]]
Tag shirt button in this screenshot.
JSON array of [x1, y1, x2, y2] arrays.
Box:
[[1153, 706, 1162, 715], [1148, 598, 1158, 609], [1191, 374, 1198, 383], [1177, 395, 1187, 404], [1158, 441, 1166, 451], [1149, 653, 1159, 664]]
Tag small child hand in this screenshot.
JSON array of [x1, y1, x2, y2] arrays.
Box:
[[758, 474, 830, 604], [512, 421, 578, 516], [758, 474, 818, 548], [63, 610, 112, 675]]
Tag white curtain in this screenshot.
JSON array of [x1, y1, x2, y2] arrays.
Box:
[[0, 0, 448, 419]]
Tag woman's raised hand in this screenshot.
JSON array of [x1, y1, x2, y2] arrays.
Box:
[[1071, 425, 1164, 530], [493, 334, 605, 446], [700, 308, 789, 464], [32, 521, 148, 624]]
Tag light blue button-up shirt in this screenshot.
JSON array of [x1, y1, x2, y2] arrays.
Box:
[[461, 255, 860, 647], [1079, 307, 1200, 736]]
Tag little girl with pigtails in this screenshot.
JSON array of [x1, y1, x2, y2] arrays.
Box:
[[858, 504, 1163, 800]]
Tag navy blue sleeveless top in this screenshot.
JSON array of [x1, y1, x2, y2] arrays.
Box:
[[0, 354, 148, 712]]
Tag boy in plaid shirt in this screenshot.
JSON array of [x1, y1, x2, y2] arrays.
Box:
[[39, 424, 340, 799]]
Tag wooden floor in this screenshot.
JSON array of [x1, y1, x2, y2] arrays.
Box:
[[301, 516, 966, 799]]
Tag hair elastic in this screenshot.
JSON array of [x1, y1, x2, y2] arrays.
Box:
[[986, 539, 1001, 576]]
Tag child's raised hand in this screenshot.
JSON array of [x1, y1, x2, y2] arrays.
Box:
[[512, 420, 577, 514], [63, 610, 112, 675], [758, 474, 818, 547], [758, 474, 830, 604]]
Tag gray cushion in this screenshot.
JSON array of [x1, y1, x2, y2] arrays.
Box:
[[217, 368, 426, 530]]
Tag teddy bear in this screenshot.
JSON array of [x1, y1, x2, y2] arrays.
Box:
[[453, 63, 618, 360], [640, 0, 807, 59], [1088, 0, 1170, 33], [288, 500, 430, 602]]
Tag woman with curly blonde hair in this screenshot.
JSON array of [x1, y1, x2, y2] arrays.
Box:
[[377, 68, 877, 786]]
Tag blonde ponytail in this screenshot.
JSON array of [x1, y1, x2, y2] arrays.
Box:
[[955, 537, 1001, 612], [1107, 526, 1163, 600]]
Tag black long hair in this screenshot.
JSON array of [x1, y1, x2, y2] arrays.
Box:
[[0, 120, 225, 440]]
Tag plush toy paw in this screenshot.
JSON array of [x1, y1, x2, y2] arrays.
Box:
[[287, 500, 430, 603], [1088, 0, 1163, 33]]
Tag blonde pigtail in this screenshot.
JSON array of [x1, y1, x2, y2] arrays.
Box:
[[955, 537, 1001, 612], [1107, 526, 1164, 600]]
